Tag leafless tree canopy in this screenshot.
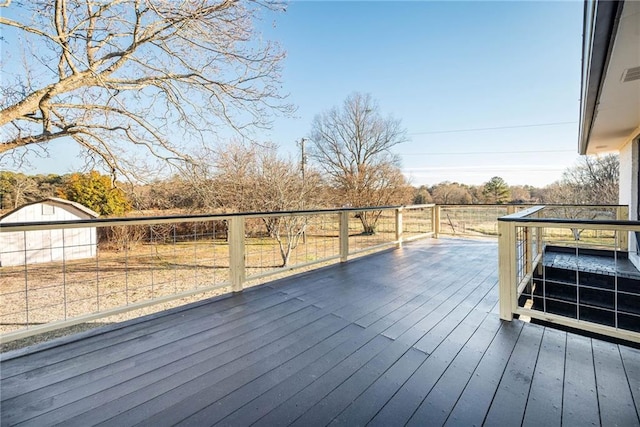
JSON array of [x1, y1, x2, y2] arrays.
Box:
[[542, 154, 619, 205], [430, 182, 472, 205], [309, 92, 407, 187], [562, 154, 619, 204], [309, 92, 411, 232], [208, 140, 322, 266], [207, 140, 322, 212], [0, 0, 289, 179]]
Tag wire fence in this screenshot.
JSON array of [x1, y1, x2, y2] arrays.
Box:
[[0, 205, 435, 341]]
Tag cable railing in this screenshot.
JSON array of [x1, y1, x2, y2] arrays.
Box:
[[436, 204, 535, 237], [498, 205, 640, 343], [0, 205, 435, 343], [7, 202, 635, 345]]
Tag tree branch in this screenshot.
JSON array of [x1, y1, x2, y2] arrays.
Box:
[[1, 0, 290, 180]]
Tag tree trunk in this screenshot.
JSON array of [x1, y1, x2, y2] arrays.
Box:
[[358, 213, 376, 235]]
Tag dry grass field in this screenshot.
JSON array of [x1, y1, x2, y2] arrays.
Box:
[[439, 206, 508, 237]]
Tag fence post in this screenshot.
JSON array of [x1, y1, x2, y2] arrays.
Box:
[[229, 217, 246, 292], [498, 219, 515, 321], [339, 211, 349, 262], [536, 209, 543, 273], [617, 205, 629, 251], [524, 227, 532, 277], [433, 206, 441, 238], [395, 207, 403, 248]]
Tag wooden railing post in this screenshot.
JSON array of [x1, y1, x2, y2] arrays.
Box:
[[433, 205, 441, 238], [395, 207, 403, 248], [228, 217, 246, 292], [617, 205, 629, 251], [498, 220, 515, 321], [339, 211, 349, 262], [536, 210, 543, 275], [524, 227, 532, 277]]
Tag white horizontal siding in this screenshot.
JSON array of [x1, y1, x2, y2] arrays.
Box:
[[0, 201, 97, 267]]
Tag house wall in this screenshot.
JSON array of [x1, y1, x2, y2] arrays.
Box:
[[619, 133, 640, 269], [619, 138, 634, 209], [0, 202, 97, 267]]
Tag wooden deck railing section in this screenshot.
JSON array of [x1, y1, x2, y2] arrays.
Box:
[[0, 205, 436, 343], [498, 204, 640, 343], [4, 203, 638, 345]]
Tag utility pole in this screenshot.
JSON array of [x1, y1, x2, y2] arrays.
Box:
[[298, 137, 307, 243], [299, 137, 306, 182]]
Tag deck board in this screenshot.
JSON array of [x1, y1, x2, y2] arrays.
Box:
[[443, 319, 525, 426], [252, 335, 393, 426], [522, 327, 566, 427], [484, 322, 545, 426], [216, 326, 390, 426], [13, 305, 334, 426], [0, 285, 281, 378], [404, 309, 501, 426], [170, 323, 366, 427], [2, 293, 309, 395], [562, 333, 600, 426], [620, 345, 640, 415], [592, 339, 640, 425], [2, 300, 318, 424], [327, 347, 428, 426], [368, 302, 500, 426], [101, 315, 352, 427], [2, 238, 639, 426]]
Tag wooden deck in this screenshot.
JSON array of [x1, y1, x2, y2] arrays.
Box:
[[1, 238, 639, 426]]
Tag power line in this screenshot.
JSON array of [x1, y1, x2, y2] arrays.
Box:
[[408, 121, 577, 136], [398, 149, 575, 156]]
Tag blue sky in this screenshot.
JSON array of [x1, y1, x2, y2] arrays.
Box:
[[259, 0, 585, 187], [5, 1, 585, 187]]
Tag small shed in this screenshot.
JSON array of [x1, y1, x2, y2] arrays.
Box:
[[0, 198, 99, 267]]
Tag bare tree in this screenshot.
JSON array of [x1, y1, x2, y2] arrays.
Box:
[[255, 148, 321, 266], [130, 176, 199, 211], [210, 140, 322, 266], [541, 154, 620, 234], [561, 154, 619, 205], [0, 0, 289, 180], [309, 92, 411, 234], [509, 185, 534, 204], [430, 182, 472, 205], [204, 141, 260, 213], [413, 185, 433, 204], [0, 171, 39, 208], [542, 155, 619, 206]]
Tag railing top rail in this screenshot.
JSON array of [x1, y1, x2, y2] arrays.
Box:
[[438, 204, 625, 208], [498, 205, 637, 230], [403, 204, 436, 209], [0, 204, 417, 232], [499, 216, 640, 227], [498, 204, 631, 225], [498, 205, 546, 220]]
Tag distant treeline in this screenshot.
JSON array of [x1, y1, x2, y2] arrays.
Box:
[[0, 154, 619, 215]]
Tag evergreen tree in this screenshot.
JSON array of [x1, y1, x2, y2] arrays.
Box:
[[482, 176, 510, 204]]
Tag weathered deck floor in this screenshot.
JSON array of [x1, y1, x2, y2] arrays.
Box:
[[1, 238, 639, 426]]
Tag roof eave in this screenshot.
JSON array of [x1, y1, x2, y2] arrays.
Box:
[[578, 0, 625, 155]]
